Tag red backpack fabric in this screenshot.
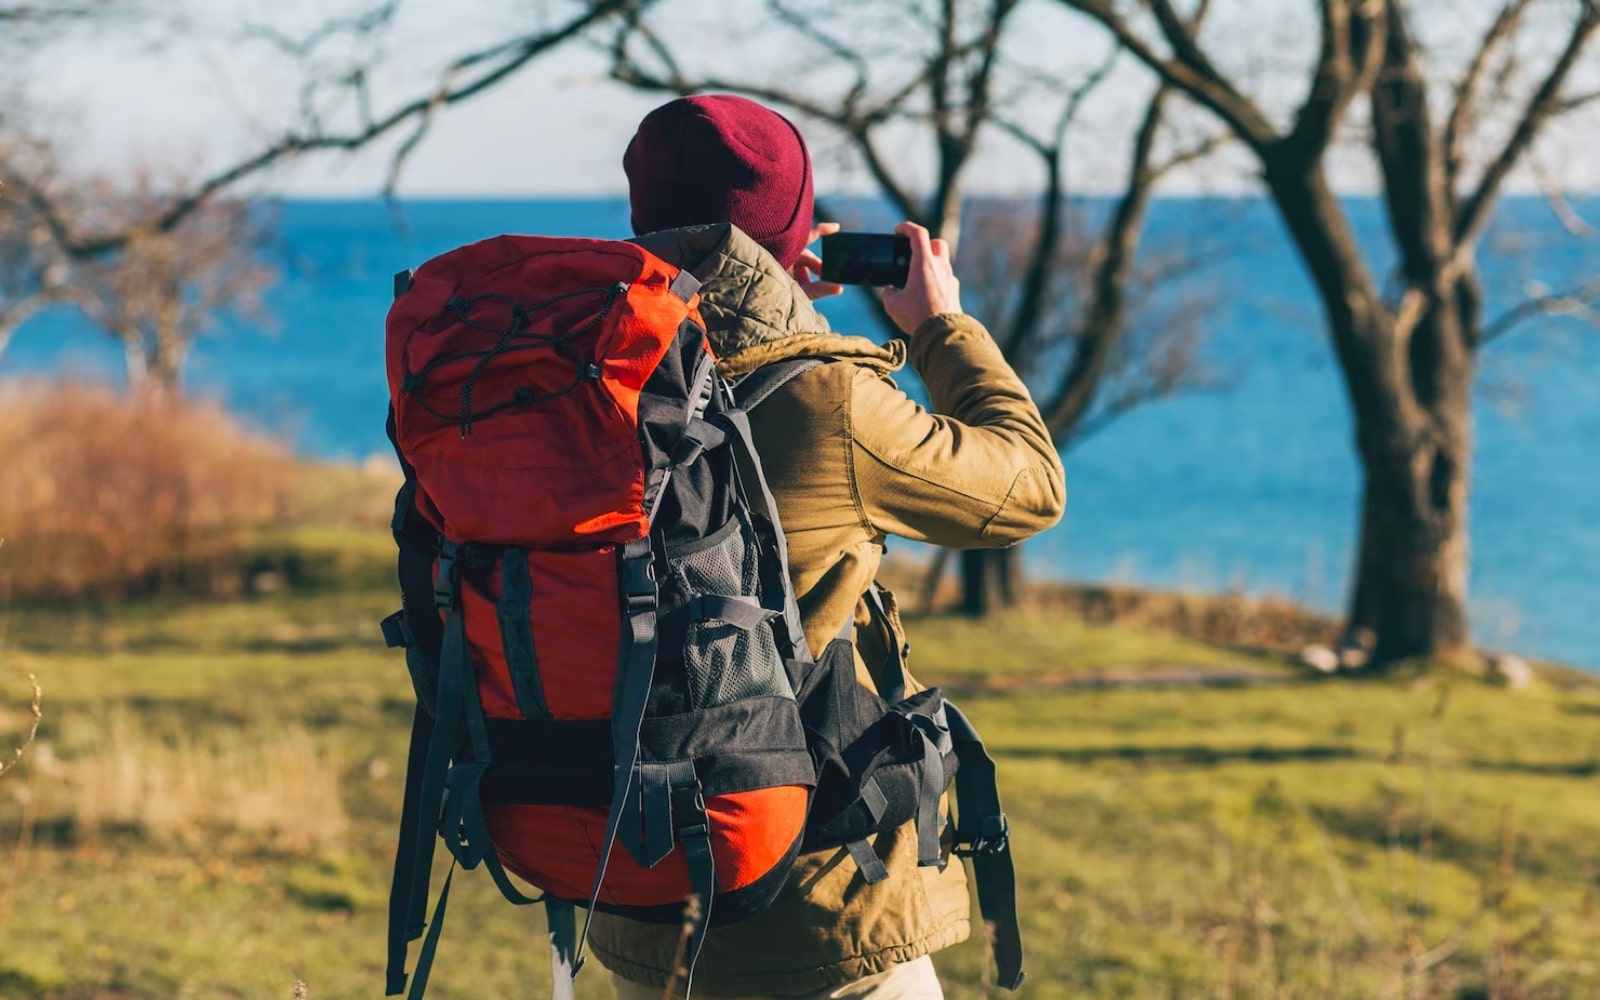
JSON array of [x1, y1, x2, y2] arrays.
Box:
[[379, 234, 1025, 999]]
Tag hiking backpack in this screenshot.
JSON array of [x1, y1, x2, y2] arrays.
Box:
[[379, 234, 1024, 998]]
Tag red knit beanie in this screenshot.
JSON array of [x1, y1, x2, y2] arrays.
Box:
[[624, 94, 815, 270]]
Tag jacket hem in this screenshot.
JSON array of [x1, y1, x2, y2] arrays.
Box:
[[592, 917, 972, 998]]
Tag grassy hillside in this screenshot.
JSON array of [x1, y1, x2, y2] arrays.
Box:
[[3, 529, 1599, 999]]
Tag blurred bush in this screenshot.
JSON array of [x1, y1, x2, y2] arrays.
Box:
[[0, 381, 300, 599]]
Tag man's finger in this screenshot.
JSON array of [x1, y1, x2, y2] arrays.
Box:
[[930, 238, 949, 258], [807, 221, 842, 245], [894, 220, 933, 262]]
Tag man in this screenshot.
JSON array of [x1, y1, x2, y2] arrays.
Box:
[[595, 93, 1065, 999]]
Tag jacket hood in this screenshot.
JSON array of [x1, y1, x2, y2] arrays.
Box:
[[630, 223, 905, 378]]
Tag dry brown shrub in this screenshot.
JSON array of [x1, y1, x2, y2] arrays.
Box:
[[0, 380, 298, 598], [44, 712, 348, 853]]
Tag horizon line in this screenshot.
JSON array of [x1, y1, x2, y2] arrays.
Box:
[[262, 189, 1600, 202]]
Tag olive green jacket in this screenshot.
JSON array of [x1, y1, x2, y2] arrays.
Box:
[[591, 224, 1065, 996]]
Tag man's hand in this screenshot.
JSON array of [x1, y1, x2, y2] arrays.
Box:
[[791, 222, 844, 301], [879, 221, 962, 335]]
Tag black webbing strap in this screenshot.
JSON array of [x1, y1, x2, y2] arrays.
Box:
[[714, 405, 812, 666], [546, 899, 578, 1000], [386, 541, 475, 997], [730, 358, 824, 412], [945, 700, 1025, 990], [386, 603, 463, 994], [573, 536, 659, 974], [385, 704, 432, 994], [843, 777, 890, 884], [439, 758, 541, 901], [685, 594, 779, 631], [845, 838, 889, 885], [403, 862, 454, 1000], [385, 404, 448, 996], [620, 760, 676, 868], [903, 702, 952, 869], [670, 775, 717, 998], [496, 549, 550, 719], [386, 408, 445, 709], [381, 611, 411, 649], [670, 417, 728, 469]]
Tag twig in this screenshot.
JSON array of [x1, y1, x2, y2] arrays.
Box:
[[661, 893, 701, 1000], [1481, 276, 1600, 344], [0, 675, 41, 779]]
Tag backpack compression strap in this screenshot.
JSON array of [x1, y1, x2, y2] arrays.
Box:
[[382, 409, 548, 998], [721, 357, 827, 665], [945, 699, 1025, 990], [730, 357, 824, 411]]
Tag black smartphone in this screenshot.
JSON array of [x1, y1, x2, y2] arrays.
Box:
[[820, 232, 912, 288]]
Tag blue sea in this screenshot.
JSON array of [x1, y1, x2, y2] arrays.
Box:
[[7, 198, 1598, 668]]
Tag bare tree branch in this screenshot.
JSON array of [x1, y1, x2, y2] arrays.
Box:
[[1454, 1, 1600, 249], [1554, 86, 1600, 113], [1481, 276, 1600, 344], [1041, 81, 1174, 436], [240, 0, 403, 60], [1370, 0, 1451, 287], [1442, 0, 1533, 187], [1530, 152, 1596, 237], [1284, 0, 1387, 162], [996, 48, 1121, 359], [8, 0, 637, 261], [1149, 128, 1229, 179], [1056, 0, 1279, 150]]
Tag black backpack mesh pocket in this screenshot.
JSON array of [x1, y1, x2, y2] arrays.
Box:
[[670, 513, 792, 708]]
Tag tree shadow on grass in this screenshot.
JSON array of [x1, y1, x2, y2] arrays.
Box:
[[1001, 743, 1362, 767], [1000, 742, 1600, 777]]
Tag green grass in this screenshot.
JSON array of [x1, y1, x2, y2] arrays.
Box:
[[3, 528, 1599, 998]]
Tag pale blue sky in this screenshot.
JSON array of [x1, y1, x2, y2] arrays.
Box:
[[26, 0, 1600, 199]]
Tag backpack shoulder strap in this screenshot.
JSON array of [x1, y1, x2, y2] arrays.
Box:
[[731, 357, 827, 412]]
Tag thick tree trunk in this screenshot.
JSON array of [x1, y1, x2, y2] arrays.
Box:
[[1344, 305, 1476, 667], [123, 328, 187, 394], [1347, 451, 1471, 665], [958, 547, 1021, 618], [1260, 160, 1477, 668]]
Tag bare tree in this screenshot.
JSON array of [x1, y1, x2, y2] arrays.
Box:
[[3, 0, 640, 263], [0, 1, 129, 353], [609, 0, 1226, 616], [0, 167, 70, 358], [70, 184, 275, 392], [0, 1, 638, 382], [1057, 0, 1600, 666]]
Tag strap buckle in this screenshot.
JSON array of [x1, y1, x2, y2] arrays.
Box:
[[620, 551, 657, 614], [435, 541, 460, 609], [380, 610, 413, 649], [954, 813, 1009, 857]]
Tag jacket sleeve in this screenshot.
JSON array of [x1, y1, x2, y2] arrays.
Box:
[[847, 312, 1065, 548]]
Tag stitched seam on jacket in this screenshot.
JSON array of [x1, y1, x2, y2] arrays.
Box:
[[978, 465, 1031, 540], [851, 435, 1009, 512], [842, 367, 874, 537]]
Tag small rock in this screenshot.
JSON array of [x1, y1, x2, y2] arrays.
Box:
[[1300, 644, 1340, 674], [1488, 653, 1533, 690], [1338, 627, 1376, 670]]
